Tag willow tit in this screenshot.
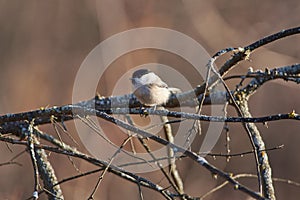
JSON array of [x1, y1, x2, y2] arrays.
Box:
[[131, 69, 181, 107]]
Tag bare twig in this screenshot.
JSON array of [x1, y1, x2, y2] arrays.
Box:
[[88, 136, 133, 199], [0, 134, 177, 200], [1, 26, 300, 200], [201, 173, 300, 199], [27, 122, 40, 200], [238, 99, 275, 199], [161, 109, 184, 196]]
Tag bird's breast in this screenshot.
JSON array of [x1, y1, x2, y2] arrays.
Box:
[[133, 85, 170, 106]]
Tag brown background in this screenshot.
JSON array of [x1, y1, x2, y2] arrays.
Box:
[[0, 1, 300, 199]]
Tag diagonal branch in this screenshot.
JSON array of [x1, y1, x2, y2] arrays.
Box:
[[238, 98, 275, 199]]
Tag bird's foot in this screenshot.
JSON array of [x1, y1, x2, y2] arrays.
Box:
[[139, 105, 157, 117]]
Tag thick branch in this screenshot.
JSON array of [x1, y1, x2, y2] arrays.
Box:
[[33, 137, 64, 200], [238, 98, 276, 199]]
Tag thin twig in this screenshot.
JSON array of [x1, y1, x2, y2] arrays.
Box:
[[201, 173, 300, 199], [0, 135, 176, 200], [27, 121, 40, 200], [161, 109, 185, 196], [88, 136, 133, 199]]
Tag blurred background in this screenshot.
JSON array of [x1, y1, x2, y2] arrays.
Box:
[[0, 1, 300, 199]]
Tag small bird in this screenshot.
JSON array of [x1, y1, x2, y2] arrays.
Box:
[[130, 69, 181, 108]]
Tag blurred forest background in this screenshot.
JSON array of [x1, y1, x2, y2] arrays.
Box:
[[0, 1, 300, 199]]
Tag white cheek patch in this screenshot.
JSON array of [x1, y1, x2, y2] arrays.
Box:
[[141, 73, 168, 88], [139, 73, 154, 84]]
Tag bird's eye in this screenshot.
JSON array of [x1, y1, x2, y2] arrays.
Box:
[[131, 78, 137, 84]]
